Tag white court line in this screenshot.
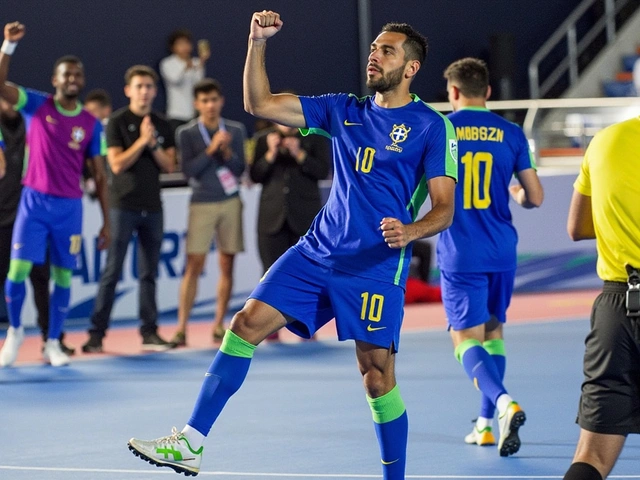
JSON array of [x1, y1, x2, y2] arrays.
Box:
[[1, 466, 640, 479]]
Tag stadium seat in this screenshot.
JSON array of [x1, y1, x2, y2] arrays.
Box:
[[602, 80, 636, 97]]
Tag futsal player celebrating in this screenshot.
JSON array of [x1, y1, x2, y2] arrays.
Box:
[[128, 10, 457, 478], [437, 58, 543, 456], [0, 22, 110, 367]]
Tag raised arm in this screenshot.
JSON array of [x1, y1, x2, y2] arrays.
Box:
[[243, 11, 306, 128], [0, 22, 26, 105]]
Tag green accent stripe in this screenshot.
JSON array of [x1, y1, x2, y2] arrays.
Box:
[[299, 127, 331, 139], [459, 106, 490, 112], [51, 266, 72, 288], [7, 259, 33, 283], [219, 330, 256, 358], [179, 434, 204, 455], [528, 148, 538, 170], [100, 132, 107, 156], [367, 385, 406, 424], [14, 87, 28, 112], [454, 338, 482, 363], [393, 247, 406, 286], [54, 98, 83, 117], [483, 339, 506, 356], [418, 98, 458, 181]]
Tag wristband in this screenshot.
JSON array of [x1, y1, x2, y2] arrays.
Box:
[[1, 41, 17, 56], [151, 143, 161, 152]]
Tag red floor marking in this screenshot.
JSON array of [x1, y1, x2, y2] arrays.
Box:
[[6, 289, 598, 367]]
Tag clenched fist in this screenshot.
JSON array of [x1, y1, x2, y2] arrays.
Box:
[[249, 11, 283, 42]]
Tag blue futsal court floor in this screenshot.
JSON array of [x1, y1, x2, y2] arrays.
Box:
[[2, 319, 640, 479]]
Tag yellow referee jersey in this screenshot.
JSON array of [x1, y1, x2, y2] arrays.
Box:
[[574, 116, 640, 282]]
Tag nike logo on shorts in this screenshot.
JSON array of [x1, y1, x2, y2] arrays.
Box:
[[367, 324, 386, 332]]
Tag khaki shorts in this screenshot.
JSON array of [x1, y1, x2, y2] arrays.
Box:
[[186, 197, 244, 255]]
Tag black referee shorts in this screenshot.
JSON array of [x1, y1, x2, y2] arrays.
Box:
[[577, 281, 640, 435]]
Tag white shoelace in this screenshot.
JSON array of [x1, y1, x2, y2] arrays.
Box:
[[155, 427, 182, 445]]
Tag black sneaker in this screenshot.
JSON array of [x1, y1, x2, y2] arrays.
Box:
[[60, 340, 76, 356], [82, 335, 103, 354], [142, 332, 174, 351]]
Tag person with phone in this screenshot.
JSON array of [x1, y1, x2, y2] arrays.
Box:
[[160, 29, 211, 135]]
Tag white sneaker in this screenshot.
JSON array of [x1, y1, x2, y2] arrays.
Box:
[[128, 427, 203, 476], [464, 425, 496, 446], [43, 339, 71, 367], [497, 401, 526, 457], [0, 326, 24, 367]]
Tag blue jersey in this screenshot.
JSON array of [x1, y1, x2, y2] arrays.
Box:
[[437, 107, 536, 273], [296, 93, 457, 286]]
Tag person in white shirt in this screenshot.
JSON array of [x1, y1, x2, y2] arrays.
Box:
[[160, 29, 211, 134]]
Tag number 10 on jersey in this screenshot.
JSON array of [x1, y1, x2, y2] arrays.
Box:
[[355, 147, 376, 173], [461, 151, 493, 209]]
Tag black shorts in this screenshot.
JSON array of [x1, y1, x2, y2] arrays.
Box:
[[577, 282, 640, 435]]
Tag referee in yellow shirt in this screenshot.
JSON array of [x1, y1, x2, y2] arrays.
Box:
[[564, 115, 640, 480]]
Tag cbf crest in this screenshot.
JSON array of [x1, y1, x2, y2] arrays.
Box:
[[386, 124, 411, 153], [68, 126, 86, 151]]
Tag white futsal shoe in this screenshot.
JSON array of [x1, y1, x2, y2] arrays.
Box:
[[497, 401, 526, 457], [128, 427, 203, 476], [43, 339, 71, 367], [0, 325, 25, 367], [464, 424, 496, 446]]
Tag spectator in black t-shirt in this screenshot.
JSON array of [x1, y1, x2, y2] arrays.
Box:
[[82, 66, 176, 353], [0, 98, 75, 355]]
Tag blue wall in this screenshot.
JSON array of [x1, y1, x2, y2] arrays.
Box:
[[1, 1, 580, 131]]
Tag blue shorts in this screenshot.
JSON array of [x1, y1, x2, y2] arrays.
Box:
[[11, 187, 83, 270], [440, 270, 515, 331], [250, 247, 405, 351]]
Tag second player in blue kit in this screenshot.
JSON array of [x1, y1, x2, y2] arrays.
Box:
[[437, 58, 544, 457], [129, 10, 456, 479]]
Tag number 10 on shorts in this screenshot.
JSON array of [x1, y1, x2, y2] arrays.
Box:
[[360, 292, 385, 322]]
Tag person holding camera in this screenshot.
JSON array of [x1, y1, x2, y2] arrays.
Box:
[[160, 29, 211, 135], [249, 122, 330, 341], [251, 122, 331, 271], [564, 115, 640, 480]]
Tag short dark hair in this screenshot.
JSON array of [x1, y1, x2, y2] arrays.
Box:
[[52, 55, 83, 76], [84, 89, 112, 107], [380, 23, 428, 63], [168, 29, 193, 49], [193, 78, 223, 98], [443, 57, 489, 98], [124, 65, 159, 85]]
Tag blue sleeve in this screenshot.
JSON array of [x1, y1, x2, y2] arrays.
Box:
[[299, 94, 340, 135], [0, 129, 4, 150], [14, 87, 49, 116], [86, 120, 105, 158], [424, 115, 458, 181], [513, 126, 537, 172]]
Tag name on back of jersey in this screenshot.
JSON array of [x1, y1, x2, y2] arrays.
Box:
[[456, 126, 504, 142]]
